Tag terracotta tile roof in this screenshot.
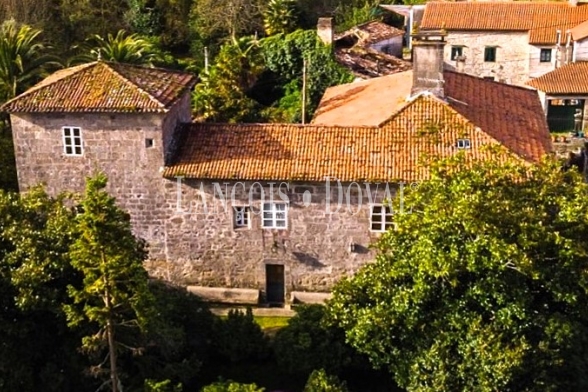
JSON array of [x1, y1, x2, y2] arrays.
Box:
[[164, 93, 550, 183], [313, 70, 552, 162], [571, 20, 588, 41], [312, 71, 412, 126], [527, 61, 588, 93], [443, 71, 553, 162], [334, 46, 412, 79], [2, 61, 197, 113], [335, 21, 404, 46], [420, 2, 588, 44]]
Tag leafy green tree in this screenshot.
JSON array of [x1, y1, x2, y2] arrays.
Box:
[[201, 380, 264, 392], [263, 0, 298, 36], [0, 187, 92, 392], [193, 36, 264, 122], [304, 369, 349, 392], [72, 30, 160, 65], [273, 305, 354, 376], [261, 30, 353, 120], [121, 281, 216, 390], [189, 0, 264, 44], [212, 308, 269, 363], [333, 1, 383, 33], [328, 157, 588, 391], [64, 174, 155, 392], [59, 0, 129, 48], [0, 19, 58, 102]]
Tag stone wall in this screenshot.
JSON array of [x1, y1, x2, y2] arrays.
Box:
[[444, 31, 529, 85], [9, 93, 192, 260], [146, 179, 411, 295]]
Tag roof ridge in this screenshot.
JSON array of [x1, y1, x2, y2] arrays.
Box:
[[103, 62, 167, 109], [1, 62, 97, 109], [187, 122, 383, 130]]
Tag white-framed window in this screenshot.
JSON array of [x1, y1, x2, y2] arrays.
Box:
[[370, 205, 394, 232], [62, 126, 83, 156], [457, 138, 471, 149], [233, 206, 251, 228], [262, 202, 288, 229]]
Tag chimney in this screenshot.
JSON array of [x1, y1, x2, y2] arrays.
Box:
[[317, 17, 333, 45], [411, 31, 446, 98]]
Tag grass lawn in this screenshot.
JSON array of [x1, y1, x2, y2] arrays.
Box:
[[254, 316, 291, 330]]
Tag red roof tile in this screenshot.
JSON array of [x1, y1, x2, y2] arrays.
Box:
[[313, 71, 552, 162], [527, 61, 588, 93], [2, 61, 197, 113], [164, 94, 550, 183], [420, 2, 588, 44]]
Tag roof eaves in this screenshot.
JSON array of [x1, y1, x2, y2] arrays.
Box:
[[0, 62, 97, 113]]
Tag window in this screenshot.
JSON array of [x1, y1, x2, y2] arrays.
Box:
[[262, 203, 287, 229], [145, 138, 154, 148], [233, 206, 250, 228], [484, 76, 495, 81], [484, 47, 496, 62], [370, 205, 394, 232], [457, 138, 471, 149], [540, 48, 552, 63], [62, 127, 83, 156], [451, 46, 463, 60]]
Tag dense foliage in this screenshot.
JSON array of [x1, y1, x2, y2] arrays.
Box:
[[273, 305, 355, 375], [328, 157, 588, 391]]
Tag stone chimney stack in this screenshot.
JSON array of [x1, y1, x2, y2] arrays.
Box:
[[411, 31, 446, 98], [317, 17, 334, 45]]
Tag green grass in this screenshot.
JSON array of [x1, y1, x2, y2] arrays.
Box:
[[253, 316, 291, 330]]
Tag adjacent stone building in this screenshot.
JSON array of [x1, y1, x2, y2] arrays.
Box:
[[419, 1, 588, 85], [3, 49, 553, 304], [528, 61, 588, 132]]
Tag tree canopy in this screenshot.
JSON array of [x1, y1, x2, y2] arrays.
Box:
[[328, 157, 588, 391]]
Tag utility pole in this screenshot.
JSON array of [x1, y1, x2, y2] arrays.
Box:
[[302, 58, 307, 125], [204, 47, 209, 74]]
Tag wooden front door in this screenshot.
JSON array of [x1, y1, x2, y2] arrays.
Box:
[[266, 264, 285, 304]]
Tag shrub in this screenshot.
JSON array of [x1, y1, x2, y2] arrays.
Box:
[[272, 305, 353, 375], [201, 380, 264, 392], [304, 369, 349, 392], [212, 308, 270, 363]]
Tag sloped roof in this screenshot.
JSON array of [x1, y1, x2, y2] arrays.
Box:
[[2, 61, 197, 113], [571, 19, 588, 41], [334, 46, 412, 79], [335, 20, 404, 46], [527, 61, 588, 93], [313, 70, 552, 162], [443, 71, 552, 162], [420, 2, 588, 44], [164, 93, 551, 183], [312, 71, 412, 126]]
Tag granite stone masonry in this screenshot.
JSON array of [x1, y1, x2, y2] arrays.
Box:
[[145, 179, 407, 296]]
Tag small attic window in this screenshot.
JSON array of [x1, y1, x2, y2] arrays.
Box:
[[457, 139, 471, 149], [145, 138, 154, 148]]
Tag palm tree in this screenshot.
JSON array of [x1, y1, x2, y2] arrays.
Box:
[[263, 0, 298, 36], [72, 30, 161, 66], [0, 19, 59, 103]]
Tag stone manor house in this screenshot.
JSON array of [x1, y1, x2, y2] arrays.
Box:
[[3, 38, 553, 304]]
